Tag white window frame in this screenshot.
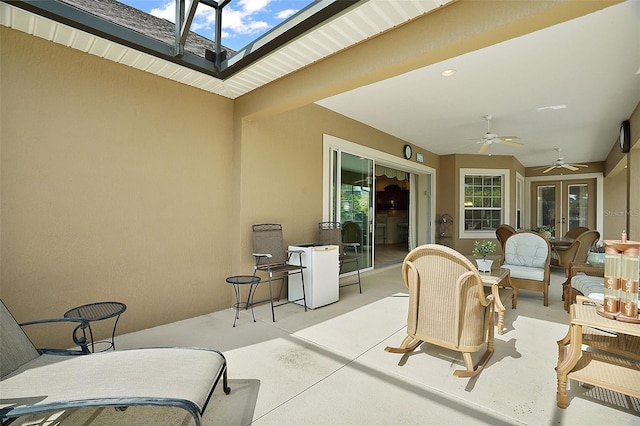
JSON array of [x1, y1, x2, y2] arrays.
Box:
[[459, 168, 510, 239], [516, 172, 524, 230]]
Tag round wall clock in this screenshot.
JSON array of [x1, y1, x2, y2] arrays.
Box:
[[620, 120, 631, 153], [403, 144, 412, 160]]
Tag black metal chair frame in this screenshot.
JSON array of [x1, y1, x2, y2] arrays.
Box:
[[251, 223, 307, 322], [63, 301, 127, 352], [318, 221, 362, 293]]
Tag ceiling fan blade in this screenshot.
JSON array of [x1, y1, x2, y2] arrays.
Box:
[[475, 116, 521, 150], [562, 164, 579, 171], [543, 166, 556, 173], [573, 164, 589, 168], [497, 139, 524, 147]]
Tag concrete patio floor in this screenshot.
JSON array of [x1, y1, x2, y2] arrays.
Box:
[[14, 263, 640, 425]]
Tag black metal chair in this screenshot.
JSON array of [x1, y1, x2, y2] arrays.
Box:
[[252, 224, 307, 322], [318, 221, 362, 293]]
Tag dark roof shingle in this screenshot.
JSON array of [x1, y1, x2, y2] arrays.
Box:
[[61, 0, 234, 58]]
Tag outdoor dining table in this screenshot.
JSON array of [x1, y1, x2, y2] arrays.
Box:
[[550, 238, 574, 248]]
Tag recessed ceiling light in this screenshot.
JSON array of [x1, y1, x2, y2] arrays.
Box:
[[536, 105, 567, 112], [441, 69, 456, 77]]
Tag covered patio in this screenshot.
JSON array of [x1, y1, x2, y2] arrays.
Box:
[[13, 266, 640, 425], [2, 1, 639, 423]]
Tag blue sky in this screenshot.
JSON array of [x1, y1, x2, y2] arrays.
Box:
[[118, 0, 313, 51]]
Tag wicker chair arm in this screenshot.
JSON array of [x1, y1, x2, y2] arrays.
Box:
[[457, 270, 492, 308], [568, 262, 604, 279], [553, 241, 581, 263]]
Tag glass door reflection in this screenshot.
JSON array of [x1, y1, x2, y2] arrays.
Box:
[[536, 184, 558, 237], [532, 179, 596, 238], [336, 151, 373, 271]]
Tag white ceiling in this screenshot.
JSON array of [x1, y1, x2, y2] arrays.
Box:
[[317, 1, 640, 168]]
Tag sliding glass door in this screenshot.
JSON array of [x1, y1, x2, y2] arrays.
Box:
[[324, 134, 436, 269], [329, 150, 374, 271]]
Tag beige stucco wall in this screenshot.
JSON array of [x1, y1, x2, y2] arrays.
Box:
[[1, 27, 235, 347], [603, 165, 628, 240], [437, 154, 525, 255], [235, 103, 437, 303], [0, 26, 437, 345], [603, 101, 640, 240], [629, 147, 640, 240], [625, 103, 640, 240], [1, 0, 632, 348]]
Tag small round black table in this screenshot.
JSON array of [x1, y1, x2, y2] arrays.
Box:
[[226, 275, 260, 327], [64, 301, 126, 352]]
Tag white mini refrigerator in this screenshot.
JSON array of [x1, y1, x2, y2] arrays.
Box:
[[288, 244, 339, 309]]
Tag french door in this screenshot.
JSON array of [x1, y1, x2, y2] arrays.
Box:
[[532, 179, 596, 238]]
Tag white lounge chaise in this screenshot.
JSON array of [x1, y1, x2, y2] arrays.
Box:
[[0, 299, 230, 425]]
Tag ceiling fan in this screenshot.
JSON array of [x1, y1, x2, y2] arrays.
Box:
[[538, 148, 588, 173], [473, 115, 523, 153], [354, 176, 372, 187]]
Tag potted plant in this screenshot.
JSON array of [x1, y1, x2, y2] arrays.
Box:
[[472, 240, 496, 272], [587, 242, 605, 267], [531, 225, 555, 239]]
